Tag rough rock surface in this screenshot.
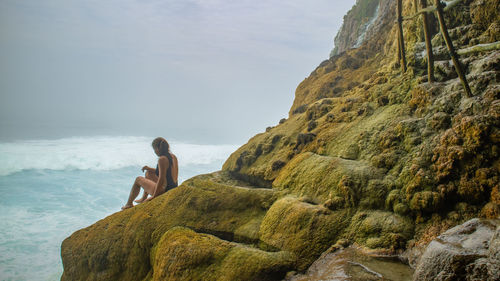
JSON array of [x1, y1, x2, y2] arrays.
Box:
[[331, 0, 394, 57], [331, 0, 379, 57], [288, 245, 414, 281], [151, 227, 293, 281], [61, 172, 288, 281], [61, 0, 500, 280], [413, 219, 500, 281]]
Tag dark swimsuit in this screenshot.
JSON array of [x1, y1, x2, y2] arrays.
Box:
[[155, 153, 178, 192]]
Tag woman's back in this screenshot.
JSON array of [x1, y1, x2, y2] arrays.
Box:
[[155, 153, 178, 189], [169, 153, 179, 184]]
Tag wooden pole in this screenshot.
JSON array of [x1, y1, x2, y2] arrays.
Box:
[[434, 0, 472, 96], [397, 36, 402, 64], [397, 0, 407, 73], [414, 0, 422, 41], [421, 0, 435, 82]]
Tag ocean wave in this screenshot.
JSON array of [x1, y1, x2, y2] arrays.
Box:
[[0, 136, 238, 176]]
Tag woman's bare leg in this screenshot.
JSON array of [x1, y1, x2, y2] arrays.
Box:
[[134, 193, 149, 204], [135, 170, 158, 203], [122, 176, 157, 210]]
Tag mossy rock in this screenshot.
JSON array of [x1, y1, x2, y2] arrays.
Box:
[[345, 211, 414, 250], [470, 0, 500, 31], [151, 227, 294, 281], [358, 179, 395, 210], [322, 104, 409, 159], [409, 191, 443, 213], [259, 197, 352, 270], [273, 152, 383, 203], [61, 172, 278, 281], [222, 114, 306, 183]]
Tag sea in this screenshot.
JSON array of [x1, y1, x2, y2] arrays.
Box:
[[0, 136, 239, 281]]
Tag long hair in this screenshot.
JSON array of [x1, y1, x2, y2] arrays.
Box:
[[152, 137, 170, 157]]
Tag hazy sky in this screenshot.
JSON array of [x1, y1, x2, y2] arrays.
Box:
[[0, 0, 356, 144]]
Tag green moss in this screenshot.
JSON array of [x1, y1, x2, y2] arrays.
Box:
[[359, 179, 393, 210], [386, 189, 402, 210], [217, 245, 294, 281], [394, 203, 410, 216], [455, 115, 491, 153], [234, 217, 263, 243], [371, 150, 402, 169], [470, 0, 500, 31], [272, 152, 383, 203], [259, 197, 351, 270], [324, 104, 408, 158], [62, 172, 278, 281], [151, 227, 293, 281], [409, 191, 442, 213], [345, 211, 414, 250], [222, 114, 306, 183]]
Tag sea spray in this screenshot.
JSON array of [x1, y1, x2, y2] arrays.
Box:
[[0, 136, 238, 177], [0, 136, 238, 281]]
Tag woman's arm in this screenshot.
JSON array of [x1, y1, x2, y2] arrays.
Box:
[[141, 165, 155, 172]]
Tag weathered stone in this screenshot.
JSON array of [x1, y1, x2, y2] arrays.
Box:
[[151, 227, 294, 281], [345, 211, 414, 250], [288, 246, 414, 281], [487, 226, 500, 280], [61, 172, 279, 281], [259, 197, 351, 270], [272, 152, 383, 203], [340, 143, 360, 160], [330, 0, 393, 57], [413, 219, 500, 281]]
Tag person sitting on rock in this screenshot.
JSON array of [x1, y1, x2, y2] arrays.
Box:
[[121, 137, 178, 210]]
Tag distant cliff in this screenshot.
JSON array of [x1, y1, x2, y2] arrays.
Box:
[[330, 0, 384, 57], [62, 0, 499, 280]]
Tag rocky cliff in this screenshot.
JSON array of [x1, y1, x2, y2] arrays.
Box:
[[330, 0, 386, 57], [61, 0, 500, 280]]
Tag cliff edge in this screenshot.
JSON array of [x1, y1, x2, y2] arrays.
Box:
[[62, 0, 499, 280]]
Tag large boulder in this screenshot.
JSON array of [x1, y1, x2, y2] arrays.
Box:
[[413, 218, 500, 281], [151, 227, 293, 281], [259, 196, 351, 270], [61, 172, 281, 281], [288, 245, 414, 281]]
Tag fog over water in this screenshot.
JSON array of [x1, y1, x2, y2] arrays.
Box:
[[0, 0, 355, 144]]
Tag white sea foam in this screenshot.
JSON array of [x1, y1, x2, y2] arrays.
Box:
[[0, 136, 240, 280], [0, 136, 239, 176]]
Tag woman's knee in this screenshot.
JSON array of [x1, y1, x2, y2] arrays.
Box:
[[135, 176, 144, 184]]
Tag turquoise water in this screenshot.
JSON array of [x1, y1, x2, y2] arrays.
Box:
[[0, 136, 237, 281]]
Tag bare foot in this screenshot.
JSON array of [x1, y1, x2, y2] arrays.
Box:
[[134, 198, 146, 204], [121, 204, 134, 210]]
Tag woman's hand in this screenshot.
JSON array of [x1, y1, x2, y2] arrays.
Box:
[[141, 165, 152, 172]]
